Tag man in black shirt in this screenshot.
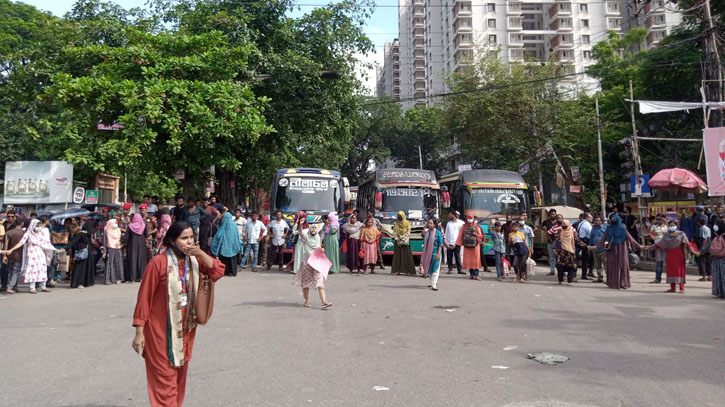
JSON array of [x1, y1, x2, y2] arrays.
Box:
[[170, 194, 187, 223], [541, 209, 558, 276]]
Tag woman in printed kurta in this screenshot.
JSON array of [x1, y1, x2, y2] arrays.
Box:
[[322, 212, 340, 274], [596, 214, 641, 289], [3, 218, 62, 293], [104, 219, 124, 284], [655, 220, 697, 294], [132, 221, 225, 407], [292, 211, 310, 275], [392, 211, 416, 276], [359, 217, 381, 274], [456, 214, 483, 280], [554, 220, 586, 285], [294, 224, 332, 308], [421, 218, 444, 290], [341, 214, 363, 273]]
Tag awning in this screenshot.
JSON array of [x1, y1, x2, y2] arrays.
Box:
[[638, 100, 725, 114]]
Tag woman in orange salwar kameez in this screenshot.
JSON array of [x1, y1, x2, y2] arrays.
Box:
[[132, 221, 225, 407], [456, 214, 483, 280]]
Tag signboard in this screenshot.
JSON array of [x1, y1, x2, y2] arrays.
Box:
[[175, 169, 185, 180], [571, 166, 580, 182], [377, 169, 435, 185], [703, 127, 725, 196], [85, 190, 98, 204], [569, 185, 581, 194], [630, 174, 652, 197], [458, 164, 472, 172], [518, 161, 530, 176], [281, 177, 331, 193], [3, 161, 74, 204], [73, 187, 85, 204]]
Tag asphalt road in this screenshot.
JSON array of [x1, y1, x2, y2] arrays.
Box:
[[1, 263, 724, 407]]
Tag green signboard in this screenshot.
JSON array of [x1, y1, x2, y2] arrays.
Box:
[[85, 189, 99, 204]]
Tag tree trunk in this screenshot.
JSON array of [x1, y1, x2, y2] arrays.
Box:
[[215, 168, 237, 208]]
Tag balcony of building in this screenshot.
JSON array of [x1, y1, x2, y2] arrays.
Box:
[[549, 2, 572, 19], [414, 0, 424, 5], [393, 71, 400, 78], [508, 17, 523, 30], [454, 49, 474, 65], [555, 49, 574, 62], [414, 70, 426, 80], [454, 17, 473, 33], [455, 33, 474, 49], [414, 90, 426, 100], [414, 48, 425, 59], [414, 27, 425, 38], [555, 64, 576, 80], [607, 17, 622, 31], [645, 0, 667, 14], [414, 38, 425, 47], [509, 48, 525, 62], [551, 17, 573, 31], [454, 1, 472, 17], [605, 1, 620, 15], [414, 6, 424, 17], [415, 79, 426, 90], [647, 30, 667, 47], [509, 33, 524, 47], [645, 13, 667, 29], [507, 2, 522, 15], [414, 17, 425, 27], [414, 59, 426, 71]]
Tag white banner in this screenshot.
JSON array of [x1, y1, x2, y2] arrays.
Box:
[[4, 161, 74, 204]]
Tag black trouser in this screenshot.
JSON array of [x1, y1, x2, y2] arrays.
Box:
[[446, 245, 462, 272], [221, 255, 236, 277], [480, 245, 488, 270], [698, 253, 712, 277], [579, 238, 591, 278], [268, 244, 285, 269], [557, 264, 576, 283], [0, 262, 7, 289]]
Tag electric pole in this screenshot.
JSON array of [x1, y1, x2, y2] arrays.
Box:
[[596, 98, 606, 220], [629, 80, 645, 244]]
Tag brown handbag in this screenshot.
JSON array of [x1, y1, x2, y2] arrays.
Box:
[[51, 232, 69, 245], [194, 273, 215, 325]]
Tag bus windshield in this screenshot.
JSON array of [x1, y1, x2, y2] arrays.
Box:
[[382, 188, 437, 220], [464, 188, 527, 218], [275, 177, 339, 213]]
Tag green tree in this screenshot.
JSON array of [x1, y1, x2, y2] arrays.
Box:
[[388, 105, 449, 176]]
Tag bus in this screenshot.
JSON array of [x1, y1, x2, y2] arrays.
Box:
[[270, 168, 349, 251], [357, 168, 440, 256], [439, 170, 530, 255]]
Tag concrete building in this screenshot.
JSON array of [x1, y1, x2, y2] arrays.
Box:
[[620, 0, 683, 50], [376, 39, 402, 101]]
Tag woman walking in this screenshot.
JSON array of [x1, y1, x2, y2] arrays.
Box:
[[456, 214, 483, 280], [155, 210, 172, 254], [211, 212, 243, 277], [126, 213, 149, 282], [3, 218, 63, 293], [709, 220, 725, 298], [359, 217, 381, 274], [595, 214, 641, 289], [342, 214, 363, 273], [392, 211, 416, 276], [420, 218, 444, 290], [322, 212, 340, 274], [292, 211, 310, 274], [655, 220, 696, 294], [555, 220, 584, 285], [132, 221, 225, 407], [104, 219, 124, 285], [66, 222, 98, 289], [294, 224, 332, 308]]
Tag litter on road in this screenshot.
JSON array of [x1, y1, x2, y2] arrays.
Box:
[[373, 386, 390, 391], [527, 352, 569, 366], [503, 345, 518, 351], [491, 365, 510, 369]]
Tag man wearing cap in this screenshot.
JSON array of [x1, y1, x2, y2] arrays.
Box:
[[444, 211, 465, 275], [118, 203, 133, 243]]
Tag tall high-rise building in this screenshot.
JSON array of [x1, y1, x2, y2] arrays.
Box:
[[376, 39, 401, 100]]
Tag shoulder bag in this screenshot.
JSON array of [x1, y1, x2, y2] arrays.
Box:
[[195, 273, 215, 325]]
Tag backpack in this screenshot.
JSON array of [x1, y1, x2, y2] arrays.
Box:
[[462, 226, 478, 248], [710, 235, 725, 257]]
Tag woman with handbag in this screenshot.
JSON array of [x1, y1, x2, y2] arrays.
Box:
[[132, 221, 225, 407], [359, 217, 381, 274], [392, 211, 417, 276], [66, 222, 98, 289], [2, 218, 65, 293]]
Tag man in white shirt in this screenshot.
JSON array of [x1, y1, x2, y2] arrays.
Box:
[[267, 210, 289, 271], [576, 212, 593, 280], [444, 211, 465, 274], [239, 211, 268, 272]]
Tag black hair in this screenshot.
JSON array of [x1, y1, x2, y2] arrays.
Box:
[[39, 215, 49, 223], [6, 209, 16, 215], [163, 221, 192, 248], [151, 196, 159, 200], [160, 208, 170, 215], [13, 217, 24, 227], [251, 211, 258, 216], [202, 197, 210, 201], [174, 193, 185, 201], [275, 210, 282, 215], [428, 217, 438, 226], [593, 215, 601, 221], [143, 194, 150, 199], [494, 221, 502, 227], [697, 217, 706, 225], [668, 219, 679, 226], [549, 209, 557, 214], [30, 212, 37, 218], [187, 198, 195, 204], [353, 209, 360, 214]]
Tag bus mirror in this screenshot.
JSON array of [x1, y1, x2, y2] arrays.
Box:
[[374, 190, 383, 210], [442, 191, 451, 208]]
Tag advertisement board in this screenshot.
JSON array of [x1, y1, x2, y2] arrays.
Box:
[[4, 161, 74, 204], [704, 127, 725, 196], [85, 190, 98, 204]]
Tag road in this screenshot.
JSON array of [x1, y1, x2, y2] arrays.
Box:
[[1, 263, 724, 407]]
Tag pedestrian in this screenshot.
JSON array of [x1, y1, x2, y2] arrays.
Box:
[[257, 211, 270, 268], [420, 217, 444, 290], [104, 219, 124, 285], [294, 224, 333, 308], [501, 215, 514, 263], [695, 218, 712, 281], [367, 209, 385, 270], [211, 212, 243, 277], [456, 214, 483, 280], [140, 204, 157, 258], [588, 215, 607, 283], [0, 210, 17, 291], [509, 222, 529, 282], [126, 213, 149, 282], [596, 214, 641, 290], [198, 211, 214, 255], [443, 211, 464, 275], [392, 211, 416, 276], [210, 195, 224, 212], [541, 209, 559, 276], [239, 211, 267, 272], [2, 218, 64, 294], [655, 220, 696, 294], [489, 222, 505, 281], [709, 220, 725, 298], [679, 208, 695, 241], [359, 217, 381, 274], [170, 194, 187, 223], [183, 199, 204, 243], [709, 204, 723, 229], [66, 221, 98, 289], [156, 210, 172, 254], [142, 195, 158, 214], [132, 221, 225, 407], [649, 215, 668, 283], [341, 213, 363, 273], [623, 206, 640, 244], [321, 212, 340, 274], [267, 210, 289, 271], [577, 212, 593, 280], [118, 203, 132, 242], [2, 217, 25, 293], [555, 220, 584, 285]]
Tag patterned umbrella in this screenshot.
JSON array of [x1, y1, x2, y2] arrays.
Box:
[[648, 168, 708, 194]]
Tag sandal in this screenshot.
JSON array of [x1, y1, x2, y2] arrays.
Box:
[[322, 302, 333, 309], [665, 289, 676, 293], [304, 301, 311, 307]]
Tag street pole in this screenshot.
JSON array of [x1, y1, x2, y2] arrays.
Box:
[[596, 98, 606, 220], [418, 145, 423, 170], [124, 170, 127, 203], [629, 80, 645, 245]]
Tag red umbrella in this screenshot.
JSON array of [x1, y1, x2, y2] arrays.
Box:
[[648, 168, 708, 193]]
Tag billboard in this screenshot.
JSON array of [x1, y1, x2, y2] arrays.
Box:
[[704, 127, 725, 196], [4, 161, 74, 204]]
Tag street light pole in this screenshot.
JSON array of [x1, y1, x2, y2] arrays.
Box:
[[596, 98, 606, 219]]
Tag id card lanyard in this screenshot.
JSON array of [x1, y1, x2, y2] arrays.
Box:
[[170, 251, 189, 307]]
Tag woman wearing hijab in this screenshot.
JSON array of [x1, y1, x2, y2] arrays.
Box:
[[125, 213, 149, 282], [322, 212, 340, 274], [294, 224, 333, 308], [341, 213, 363, 273], [655, 220, 697, 294], [421, 217, 444, 290], [709, 220, 725, 298], [104, 219, 124, 285], [392, 211, 417, 276], [595, 214, 641, 289], [132, 221, 225, 407], [359, 217, 381, 274], [289, 210, 310, 274], [66, 222, 98, 289], [455, 214, 483, 280], [555, 220, 586, 285], [3, 218, 63, 293], [155, 210, 172, 254], [211, 212, 243, 277]]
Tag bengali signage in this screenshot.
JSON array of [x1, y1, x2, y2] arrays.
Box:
[[378, 169, 435, 185]]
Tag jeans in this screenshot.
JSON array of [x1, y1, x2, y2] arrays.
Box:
[[240, 243, 260, 270], [446, 246, 462, 272], [268, 244, 285, 269], [7, 263, 21, 290], [494, 251, 503, 278], [469, 268, 479, 277], [655, 260, 664, 281], [547, 243, 556, 273], [513, 253, 528, 279]]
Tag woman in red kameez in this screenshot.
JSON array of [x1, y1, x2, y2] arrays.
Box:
[[132, 221, 225, 407], [655, 220, 697, 294]]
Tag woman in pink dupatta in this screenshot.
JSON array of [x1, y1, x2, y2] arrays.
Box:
[[125, 213, 149, 282], [155, 212, 172, 254]]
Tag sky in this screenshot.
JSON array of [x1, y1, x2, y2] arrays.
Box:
[[20, 0, 400, 95]]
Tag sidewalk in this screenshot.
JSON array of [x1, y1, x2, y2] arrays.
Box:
[[637, 259, 701, 276]]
